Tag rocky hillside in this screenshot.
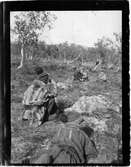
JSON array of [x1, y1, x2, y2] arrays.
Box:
[[11, 58, 122, 164]]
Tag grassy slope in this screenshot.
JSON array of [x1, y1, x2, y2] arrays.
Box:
[[11, 57, 122, 163]]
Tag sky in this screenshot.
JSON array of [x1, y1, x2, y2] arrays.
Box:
[[10, 11, 122, 47]]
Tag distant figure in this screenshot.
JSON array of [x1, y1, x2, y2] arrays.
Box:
[[22, 67, 58, 127], [74, 67, 88, 82], [95, 60, 99, 66]]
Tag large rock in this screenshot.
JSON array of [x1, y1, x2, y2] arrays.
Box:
[[11, 94, 122, 164], [64, 95, 122, 163], [65, 95, 120, 114]]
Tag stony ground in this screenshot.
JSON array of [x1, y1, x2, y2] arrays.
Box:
[[11, 58, 122, 164]]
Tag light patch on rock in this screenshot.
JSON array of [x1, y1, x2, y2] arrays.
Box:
[[65, 95, 120, 114], [82, 116, 108, 132]]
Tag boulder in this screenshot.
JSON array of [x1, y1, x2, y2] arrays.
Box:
[[65, 95, 120, 114], [11, 94, 122, 164], [64, 95, 122, 164]]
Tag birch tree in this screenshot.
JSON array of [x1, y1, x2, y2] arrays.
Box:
[[12, 11, 56, 69]]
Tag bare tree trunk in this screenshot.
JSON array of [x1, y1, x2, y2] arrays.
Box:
[[17, 45, 25, 69], [28, 47, 33, 60], [58, 47, 61, 60], [25, 53, 28, 59], [64, 51, 66, 63], [81, 54, 83, 65]]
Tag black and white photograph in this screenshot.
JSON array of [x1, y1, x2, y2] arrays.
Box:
[[8, 6, 127, 165]]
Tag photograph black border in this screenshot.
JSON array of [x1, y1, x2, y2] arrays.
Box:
[[0, 0, 129, 166]]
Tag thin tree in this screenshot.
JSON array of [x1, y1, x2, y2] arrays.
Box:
[[11, 11, 57, 69]]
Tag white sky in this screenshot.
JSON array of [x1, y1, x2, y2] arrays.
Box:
[[10, 11, 122, 47]]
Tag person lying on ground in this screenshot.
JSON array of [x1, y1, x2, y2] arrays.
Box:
[[32, 115, 97, 164]]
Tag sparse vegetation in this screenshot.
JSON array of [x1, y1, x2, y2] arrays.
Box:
[[11, 11, 57, 69], [11, 32, 122, 164]]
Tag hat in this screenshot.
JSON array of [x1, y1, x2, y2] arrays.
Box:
[[39, 73, 49, 83]]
